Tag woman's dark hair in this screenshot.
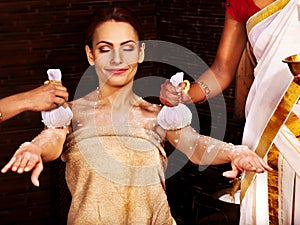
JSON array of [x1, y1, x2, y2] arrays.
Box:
[[85, 6, 144, 49]]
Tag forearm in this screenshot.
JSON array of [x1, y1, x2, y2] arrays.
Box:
[[186, 12, 247, 103], [190, 136, 242, 165], [167, 126, 271, 176], [31, 127, 68, 162], [187, 67, 234, 103], [0, 92, 32, 121], [168, 126, 240, 165]]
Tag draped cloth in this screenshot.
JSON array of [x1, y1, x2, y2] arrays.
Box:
[[61, 125, 175, 225], [240, 0, 300, 224]]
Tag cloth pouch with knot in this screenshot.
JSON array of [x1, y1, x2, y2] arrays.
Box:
[[41, 69, 73, 128], [157, 72, 192, 130]]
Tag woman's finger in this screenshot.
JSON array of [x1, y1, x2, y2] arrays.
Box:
[[223, 170, 239, 178], [1, 157, 17, 173], [17, 152, 32, 173], [24, 155, 40, 172], [31, 162, 43, 187], [11, 155, 23, 172]]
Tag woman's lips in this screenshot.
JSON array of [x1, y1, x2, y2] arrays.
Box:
[[107, 68, 128, 75]]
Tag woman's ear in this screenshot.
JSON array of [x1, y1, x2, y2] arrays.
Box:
[[85, 45, 95, 66], [138, 43, 145, 64]]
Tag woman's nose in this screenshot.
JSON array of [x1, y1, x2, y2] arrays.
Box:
[[111, 48, 122, 65]]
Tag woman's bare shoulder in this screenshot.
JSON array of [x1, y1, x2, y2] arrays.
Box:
[[69, 90, 98, 109], [139, 98, 162, 115]]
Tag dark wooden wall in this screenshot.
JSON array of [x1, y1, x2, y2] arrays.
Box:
[[0, 0, 245, 224]]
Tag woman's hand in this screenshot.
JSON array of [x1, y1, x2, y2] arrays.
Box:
[[159, 79, 190, 106], [1, 142, 44, 187], [222, 145, 273, 178]]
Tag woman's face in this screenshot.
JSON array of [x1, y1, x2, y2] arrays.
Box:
[[85, 20, 144, 88]]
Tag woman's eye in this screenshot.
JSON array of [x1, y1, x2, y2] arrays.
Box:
[[122, 45, 135, 51], [99, 46, 111, 53]]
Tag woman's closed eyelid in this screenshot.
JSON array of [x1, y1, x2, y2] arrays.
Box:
[[98, 45, 111, 53], [122, 45, 135, 51]]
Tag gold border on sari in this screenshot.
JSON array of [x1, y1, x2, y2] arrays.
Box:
[[267, 145, 279, 225], [246, 0, 290, 34], [241, 81, 300, 201]]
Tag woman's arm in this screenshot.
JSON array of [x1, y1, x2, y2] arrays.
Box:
[[1, 127, 68, 186], [166, 126, 272, 178], [160, 12, 248, 106], [0, 83, 68, 122]]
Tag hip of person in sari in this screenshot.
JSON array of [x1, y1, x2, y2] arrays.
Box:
[[240, 0, 300, 224]]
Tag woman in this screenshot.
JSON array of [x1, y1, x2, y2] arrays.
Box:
[[0, 82, 68, 122], [160, 0, 300, 224], [1, 6, 272, 225]]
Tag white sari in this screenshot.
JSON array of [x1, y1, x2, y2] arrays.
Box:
[[240, 0, 300, 224]]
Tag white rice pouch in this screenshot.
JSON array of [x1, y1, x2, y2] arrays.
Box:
[[157, 72, 192, 130], [41, 69, 73, 128]]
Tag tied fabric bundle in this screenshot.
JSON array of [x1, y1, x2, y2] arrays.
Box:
[[157, 72, 192, 130], [41, 69, 73, 128]]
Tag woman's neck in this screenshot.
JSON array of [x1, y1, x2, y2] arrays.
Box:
[[97, 83, 140, 109]]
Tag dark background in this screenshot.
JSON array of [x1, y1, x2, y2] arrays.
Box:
[[0, 0, 248, 224]]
